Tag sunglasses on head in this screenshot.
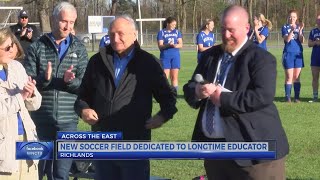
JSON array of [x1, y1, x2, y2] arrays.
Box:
[[20, 17, 28, 19], [0, 42, 14, 52]]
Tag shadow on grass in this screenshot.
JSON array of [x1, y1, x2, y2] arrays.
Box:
[[286, 178, 318, 180], [274, 97, 315, 103], [177, 95, 185, 99], [155, 96, 316, 103]]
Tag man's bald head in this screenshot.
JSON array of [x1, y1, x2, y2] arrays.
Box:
[[221, 5, 250, 53], [222, 5, 249, 25]]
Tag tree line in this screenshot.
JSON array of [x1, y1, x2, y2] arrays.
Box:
[[0, 0, 319, 33]]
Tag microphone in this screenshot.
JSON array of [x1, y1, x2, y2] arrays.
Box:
[[194, 74, 210, 85]]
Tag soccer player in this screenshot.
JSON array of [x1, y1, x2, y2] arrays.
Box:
[[99, 34, 110, 47], [308, 14, 320, 102], [281, 10, 304, 103], [157, 17, 183, 93], [196, 19, 215, 63], [252, 13, 272, 50]]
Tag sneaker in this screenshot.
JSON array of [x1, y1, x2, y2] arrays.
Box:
[[285, 97, 291, 103], [308, 99, 318, 103], [294, 99, 301, 103]]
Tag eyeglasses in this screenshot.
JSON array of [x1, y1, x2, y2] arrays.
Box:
[[20, 17, 28, 19], [0, 42, 14, 52]]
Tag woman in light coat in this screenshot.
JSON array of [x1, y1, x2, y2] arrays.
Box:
[[0, 27, 41, 180]]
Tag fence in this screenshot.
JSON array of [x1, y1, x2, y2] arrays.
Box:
[[83, 31, 310, 52]]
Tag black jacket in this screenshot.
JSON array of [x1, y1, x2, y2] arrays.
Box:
[[75, 42, 177, 140], [10, 23, 41, 53], [184, 41, 289, 167]]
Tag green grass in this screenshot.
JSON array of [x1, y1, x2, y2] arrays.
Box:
[[78, 48, 320, 180]]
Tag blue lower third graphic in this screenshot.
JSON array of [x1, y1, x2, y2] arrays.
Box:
[[16, 142, 54, 160]]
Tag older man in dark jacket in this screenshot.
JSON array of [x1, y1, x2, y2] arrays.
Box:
[[74, 15, 177, 180]]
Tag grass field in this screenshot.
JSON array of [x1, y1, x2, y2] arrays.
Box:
[[77, 47, 320, 180]]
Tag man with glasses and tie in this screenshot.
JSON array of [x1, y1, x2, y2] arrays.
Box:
[[184, 5, 289, 180], [10, 10, 40, 53]]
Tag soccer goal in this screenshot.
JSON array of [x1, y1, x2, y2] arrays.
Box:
[[0, 6, 23, 28], [136, 18, 166, 45]]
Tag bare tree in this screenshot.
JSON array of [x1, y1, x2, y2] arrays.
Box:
[[192, 0, 197, 33], [111, 0, 118, 15], [36, 0, 50, 32]]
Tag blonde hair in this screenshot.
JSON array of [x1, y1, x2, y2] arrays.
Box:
[[0, 27, 25, 61], [0, 27, 12, 45], [200, 19, 214, 31], [257, 13, 272, 30], [11, 34, 24, 60]]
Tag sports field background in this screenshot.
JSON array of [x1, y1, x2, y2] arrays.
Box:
[[77, 47, 320, 180]]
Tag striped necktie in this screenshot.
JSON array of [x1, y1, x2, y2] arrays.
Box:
[[205, 53, 233, 135]]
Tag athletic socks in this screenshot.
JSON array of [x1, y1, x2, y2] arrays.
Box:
[[285, 84, 292, 102], [313, 91, 318, 101], [294, 82, 301, 100]]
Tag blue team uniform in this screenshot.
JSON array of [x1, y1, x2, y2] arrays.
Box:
[[157, 29, 182, 69], [281, 24, 304, 69], [309, 28, 320, 67], [196, 31, 215, 62], [99, 34, 110, 47], [252, 26, 269, 50]]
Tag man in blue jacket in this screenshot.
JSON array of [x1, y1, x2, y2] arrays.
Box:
[[24, 2, 88, 180], [74, 15, 177, 180]]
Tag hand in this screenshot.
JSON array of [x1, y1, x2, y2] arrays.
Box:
[[253, 19, 259, 27], [26, 76, 36, 98], [290, 24, 296, 31], [64, 65, 75, 83], [81, 109, 99, 125], [145, 114, 165, 129], [26, 31, 33, 40], [210, 85, 222, 106], [20, 28, 27, 37], [299, 22, 304, 31], [195, 83, 217, 99], [21, 76, 36, 100], [45, 61, 52, 81], [316, 38, 320, 46]]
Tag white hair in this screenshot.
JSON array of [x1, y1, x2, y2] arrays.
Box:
[[52, 2, 76, 18], [109, 15, 138, 31]]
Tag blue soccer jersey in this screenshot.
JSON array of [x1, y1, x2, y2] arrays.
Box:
[[282, 24, 303, 53], [196, 31, 215, 61], [309, 28, 320, 66], [252, 26, 269, 50], [99, 35, 110, 47], [157, 29, 182, 58]]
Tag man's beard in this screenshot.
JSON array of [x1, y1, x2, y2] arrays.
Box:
[[222, 37, 237, 53]]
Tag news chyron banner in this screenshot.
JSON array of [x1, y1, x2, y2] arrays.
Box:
[[16, 131, 276, 160], [55, 132, 276, 160]]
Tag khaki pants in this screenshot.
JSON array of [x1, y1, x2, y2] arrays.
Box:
[[204, 157, 286, 180], [0, 135, 38, 180]]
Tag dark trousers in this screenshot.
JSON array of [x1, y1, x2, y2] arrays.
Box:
[[94, 160, 150, 180], [204, 157, 286, 180], [36, 123, 77, 180]]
